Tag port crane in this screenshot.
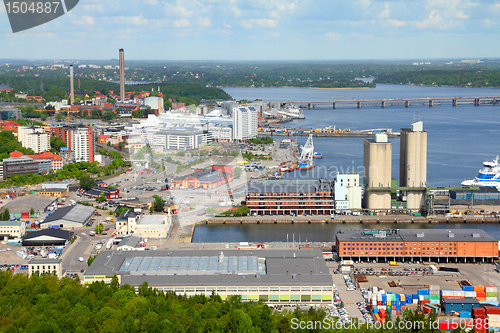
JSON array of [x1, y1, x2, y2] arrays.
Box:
[[298, 134, 315, 170]]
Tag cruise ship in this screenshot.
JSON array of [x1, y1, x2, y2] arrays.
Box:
[[461, 156, 500, 189]]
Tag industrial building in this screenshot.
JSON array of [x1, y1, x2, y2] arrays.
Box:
[[84, 186, 120, 199], [1, 194, 56, 216], [171, 166, 233, 190], [114, 213, 172, 239], [363, 134, 392, 210], [0, 220, 26, 239], [84, 249, 334, 304], [1, 156, 51, 179], [246, 179, 335, 216], [336, 229, 498, 263], [41, 204, 96, 229], [22, 229, 74, 246], [28, 258, 63, 278], [400, 121, 427, 210], [334, 173, 362, 212]]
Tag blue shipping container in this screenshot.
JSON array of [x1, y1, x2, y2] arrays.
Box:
[[418, 289, 429, 295], [382, 294, 387, 301], [374, 307, 378, 313], [463, 286, 474, 292], [459, 312, 471, 318]]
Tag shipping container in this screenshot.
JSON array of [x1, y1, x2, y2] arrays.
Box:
[[463, 286, 475, 292], [460, 311, 472, 318], [485, 307, 500, 315]]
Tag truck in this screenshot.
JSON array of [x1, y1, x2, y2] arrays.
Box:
[[89, 231, 96, 237], [389, 261, 399, 266]]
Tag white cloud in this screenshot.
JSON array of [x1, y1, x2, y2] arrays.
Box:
[[173, 18, 190, 28], [384, 19, 407, 28], [413, 9, 444, 29], [378, 2, 390, 19], [323, 32, 342, 40], [73, 15, 95, 26], [144, 0, 159, 4], [198, 17, 212, 28], [241, 18, 278, 29], [163, 1, 193, 18]]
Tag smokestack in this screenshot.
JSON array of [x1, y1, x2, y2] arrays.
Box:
[[119, 48, 125, 102], [69, 65, 74, 105]]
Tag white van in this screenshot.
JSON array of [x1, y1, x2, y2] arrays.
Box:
[[78, 257, 84, 262]]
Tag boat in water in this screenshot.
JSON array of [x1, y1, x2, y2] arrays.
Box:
[[461, 156, 500, 189], [313, 152, 323, 158], [297, 134, 315, 170]]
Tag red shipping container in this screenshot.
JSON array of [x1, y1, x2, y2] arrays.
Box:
[[476, 292, 486, 298], [391, 306, 396, 310], [423, 306, 432, 314], [484, 307, 500, 315], [474, 318, 488, 332], [439, 322, 459, 330], [401, 306, 406, 311], [396, 311, 401, 315], [420, 300, 430, 305], [473, 308, 486, 318]]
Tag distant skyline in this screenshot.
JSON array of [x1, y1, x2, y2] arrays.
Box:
[[1, 0, 500, 61]]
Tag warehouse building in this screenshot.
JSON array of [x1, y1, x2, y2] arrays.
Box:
[[22, 229, 74, 246], [246, 179, 335, 216], [85, 249, 334, 304], [41, 204, 96, 229], [336, 229, 498, 263]]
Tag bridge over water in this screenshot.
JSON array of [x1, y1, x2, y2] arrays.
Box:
[[284, 96, 500, 109]]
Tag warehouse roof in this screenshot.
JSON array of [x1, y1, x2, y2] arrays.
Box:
[[2, 194, 56, 214], [442, 298, 480, 304], [336, 229, 497, 243], [42, 204, 96, 225], [86, 249, 332, 287]]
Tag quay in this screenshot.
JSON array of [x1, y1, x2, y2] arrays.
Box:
[[284, 96, 500, 109], [259, 128, 399, 137], [199, 215, 500, 225]]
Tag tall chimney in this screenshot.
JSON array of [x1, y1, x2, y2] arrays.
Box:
[[69, 65, 74, 105], [119, 48, 125, 102]]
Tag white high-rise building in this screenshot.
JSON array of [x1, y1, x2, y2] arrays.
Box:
[[72, 128, 94, 163], [18, 126, 45, 144], [24, 132, 50, 154], [232, 106, 258, 141]]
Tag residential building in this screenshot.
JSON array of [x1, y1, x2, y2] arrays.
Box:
[[0, 107, 21, 120], [232, 107, 258, 140], [10, 151, 63, 171], [0, 221, 26, 238], [24, 132, 50, 153], [0, 84, 13, 92], [246, 179, 335, 216], [84, 249, 334, 305], [72, 127, 94, 162], [51, 125, 77, 149], [18, 125, 44, 145], [336, 229, 498, 263]]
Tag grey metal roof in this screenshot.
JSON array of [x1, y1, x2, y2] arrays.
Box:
[[86, 249, 332, 287], [29, 258, 62, 264], [442, 298, 479, 304], [117, 234, 141, 248], [336, 229, 497, 243], [248, 179, 332, 194], [2, 194, 56, 214], [42, 204, 96, 225], [0, 221, 23, 227]]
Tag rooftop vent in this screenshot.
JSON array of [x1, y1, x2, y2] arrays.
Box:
[[472, 233, 481, 238], [448, 232, 454, 238], [416, 233, 425, 238]]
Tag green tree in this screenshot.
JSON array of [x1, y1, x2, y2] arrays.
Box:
[[233, 166, 242, 179], [1, 209, 10, 220], [55, 112, 65, 121], [40, 112, 48, 121], [95, 223, 103, 235], [29, 208, 35, 216], [79, 174, 95, 191], [153, 195, 165, 212]]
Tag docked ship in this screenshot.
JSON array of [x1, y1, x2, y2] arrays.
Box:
[[313, 152, 323, 158], [461, 156, 500, 189], [297, 134, 315, 170]]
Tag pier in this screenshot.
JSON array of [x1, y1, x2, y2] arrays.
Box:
[[285, 96, 500, 109]]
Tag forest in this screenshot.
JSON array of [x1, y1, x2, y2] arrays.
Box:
[[0, 270, 446, 333], [374, 69, 500, 88]]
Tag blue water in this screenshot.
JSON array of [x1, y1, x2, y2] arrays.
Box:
[[192, 84, 500, 243], [193, 223, 500, 243], [224, 84, 500, 187]]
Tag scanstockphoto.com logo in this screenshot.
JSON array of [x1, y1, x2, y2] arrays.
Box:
[[4, 0, 79, 33]]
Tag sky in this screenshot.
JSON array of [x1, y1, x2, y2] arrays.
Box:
[[1, 0, 500, 61]]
